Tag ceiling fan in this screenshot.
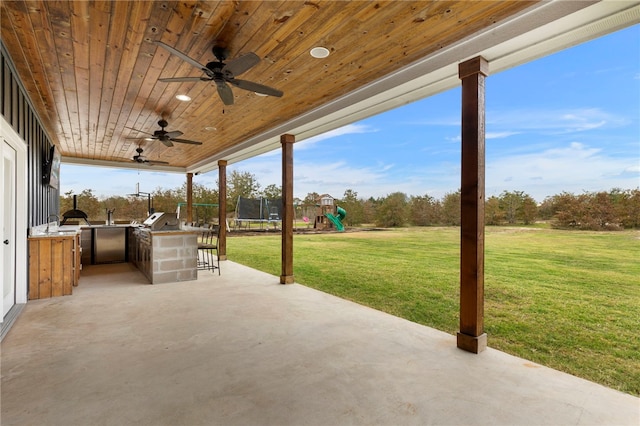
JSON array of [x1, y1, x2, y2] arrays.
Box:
[[132, 146, 169, 166], [126, 119, 202, 147], [155, 41, 283, 105]]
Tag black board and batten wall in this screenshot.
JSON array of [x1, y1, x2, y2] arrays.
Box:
[[1, 41, 59, 228]]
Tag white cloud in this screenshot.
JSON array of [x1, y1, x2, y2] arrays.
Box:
[[486, 142, 640, 200], [488, 107, 626, 134], [486, 131, 520, 139], [295, 123, 376, 150]]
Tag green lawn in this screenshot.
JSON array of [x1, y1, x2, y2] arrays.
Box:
[[226, 226, 640, 396]]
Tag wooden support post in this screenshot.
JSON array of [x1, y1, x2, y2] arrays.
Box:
[[218, 160, 227, 260], [280, 134, 295, 284], [186, 172, 193, 224], [457, 56, 488, 354]]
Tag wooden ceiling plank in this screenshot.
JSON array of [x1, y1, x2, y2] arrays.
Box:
[[109, 1, 177, 161], [85, 1, 111, 158], [237, 1, 313, 58], [249, 1, 371, 95], [192, 4, 430, 156], [289, 1, 520, 104], [131, 1, 206, 138], [29, 0, 77, 155], [261, 1, 366, 63], [69, 0, 91, 157], [129, 1, 215, 154], [45, 0, 85, 157], [143, 2, 240, 153], [93, 0, 131, 157], [209, 1, 271, 56], [146, 0, 248, 136], [101, 0, 155, 162], [154, 2, 234, 161]]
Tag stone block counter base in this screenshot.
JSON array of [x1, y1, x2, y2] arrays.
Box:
[[131, 228, 198, 284]]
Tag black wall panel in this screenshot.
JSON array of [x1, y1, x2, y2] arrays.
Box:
[[1, 42, 59, 229]]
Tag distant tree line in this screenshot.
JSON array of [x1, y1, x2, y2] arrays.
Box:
[[339, 188, 639, 230], [61, 169, 639, 230]]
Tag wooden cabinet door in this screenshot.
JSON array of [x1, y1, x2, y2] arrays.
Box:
[[28, 237, 74, 300]]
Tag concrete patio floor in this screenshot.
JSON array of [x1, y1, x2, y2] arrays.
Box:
[[2, 261, 638, 426]]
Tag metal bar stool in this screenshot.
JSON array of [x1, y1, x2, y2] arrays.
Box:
[[197, 225, 220, 274]]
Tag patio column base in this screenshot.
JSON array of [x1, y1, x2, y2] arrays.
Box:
[[280, 275, 295, 284], [219, 255, 227, 261], [457, 332, 487, 354]]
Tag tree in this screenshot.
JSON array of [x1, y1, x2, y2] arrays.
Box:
[[227, 170, 260, 210], [619, 188, 640, 229], [498, 190, 537, 225], [537, 196, 556, 221], [375, 192, 408, 227], [261, 184, 282, 199], [520, 193, 538, 225], [441, 190, 461, 226], [499, 190, 520, 224], [485, 196, 504, 225], [362, 197, 377, 225], [408, 194, 440, 226], [303, 192, 320, 205], [339, 189, 365, 226]]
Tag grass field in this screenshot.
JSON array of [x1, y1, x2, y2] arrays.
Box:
[[226, 226, 640, 396]]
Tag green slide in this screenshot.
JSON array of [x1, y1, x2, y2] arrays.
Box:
[[325, 206, 346, 232]]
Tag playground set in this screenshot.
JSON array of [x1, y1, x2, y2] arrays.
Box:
[[311, 194, 346, 232]]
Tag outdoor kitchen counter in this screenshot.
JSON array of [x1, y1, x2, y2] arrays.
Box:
[[129, 228, 198, 284], [28, 229, 81, 300]]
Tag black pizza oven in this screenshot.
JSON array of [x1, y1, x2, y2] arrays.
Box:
[[61, 195, 91, 225]]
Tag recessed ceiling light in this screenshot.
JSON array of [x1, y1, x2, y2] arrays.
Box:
[[310, 46, 330, 58], [205, 126, 217, 131], [176, 94, 191, 101]]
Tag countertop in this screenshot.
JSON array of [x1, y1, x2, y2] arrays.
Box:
[[29, 224, 81, 239]]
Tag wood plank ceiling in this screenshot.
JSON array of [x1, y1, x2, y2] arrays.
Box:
[[1, 1, 536, 170]]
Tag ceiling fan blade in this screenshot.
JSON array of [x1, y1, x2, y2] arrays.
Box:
[[159, 138, 174, 147], [223, 52, 260, 76], [216, 81, 235, 105], [228, 79, 283, 97], [146, 160, 170, 165], [155, 41, 209, 73], [165, 130, 183, 138], [171, 138, 203, 145], [159, 76, 210, 82], [125, 126, 154, 136]]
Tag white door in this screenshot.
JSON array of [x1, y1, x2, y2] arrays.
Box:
[[3, 140, 17, 317]]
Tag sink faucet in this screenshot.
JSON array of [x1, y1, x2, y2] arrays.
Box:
[[46, 214, 60, 233]]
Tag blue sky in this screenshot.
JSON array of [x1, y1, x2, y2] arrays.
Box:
[[62, 25, 640, 203]]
